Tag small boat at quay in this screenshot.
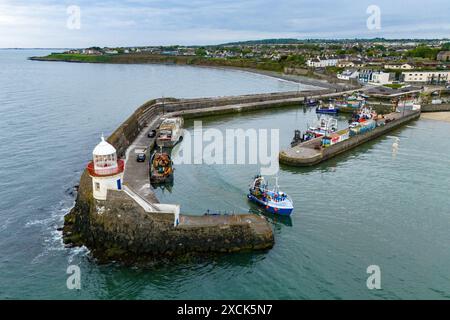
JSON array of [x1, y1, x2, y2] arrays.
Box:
[[335, 94, 366, 110], [291, 116, 338, 146], [316, 101, 340, 114], [350, 106, 377, 123], [305, 98, 319, 107], [156, 117, 184, 148], [150, 149, 174, 184], [247, 176, 294, 216]]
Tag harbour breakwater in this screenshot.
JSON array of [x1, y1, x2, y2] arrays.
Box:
[[65, 90, 339, 263], [279, 110, 421, 167], [64, 86, 389, 263]]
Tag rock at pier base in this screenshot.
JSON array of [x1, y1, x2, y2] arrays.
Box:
[[63, 170, 274, 264]]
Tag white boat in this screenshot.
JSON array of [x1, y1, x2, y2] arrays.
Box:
[[156, 117, 184, 148], [308, 116, 338, 137], [297, 116, 338, 143]]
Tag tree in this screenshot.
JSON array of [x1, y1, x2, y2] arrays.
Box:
[[286, 54, 305, 66], [405, 45, 440, 60], [195, 47, 207, 56]]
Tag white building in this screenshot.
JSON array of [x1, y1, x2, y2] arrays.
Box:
[[307, 56, 339, 68], [384, 63, 414, 70], [369, 71, 394, 85], [104, 49, 119, 55], [337, 60, 365, 68], [87, 136, 124, 200], [402, 71, 450, 84], [337, 69, 359, 81]]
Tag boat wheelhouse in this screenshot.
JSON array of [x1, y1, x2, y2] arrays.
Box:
[[156, 117, 184, 148]]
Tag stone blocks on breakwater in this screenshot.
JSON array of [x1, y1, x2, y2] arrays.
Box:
[[421, 103, 450, 112], [279, 110, 421, 167]]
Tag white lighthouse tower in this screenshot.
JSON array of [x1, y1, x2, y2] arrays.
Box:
[[87, 136, 124, 200]]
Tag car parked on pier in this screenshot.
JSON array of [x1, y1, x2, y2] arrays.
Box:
[[136, 153, 146, 162], [135, 147, 147, 162], [148, 129, 156, 138]]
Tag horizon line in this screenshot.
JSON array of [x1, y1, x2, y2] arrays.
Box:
[[1, 37, 449, 50]]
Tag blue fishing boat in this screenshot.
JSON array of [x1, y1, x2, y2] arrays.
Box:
[[247, 176, 294, 216], [316, 102, 340, 114]]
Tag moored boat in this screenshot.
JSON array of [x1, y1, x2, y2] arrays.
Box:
[[150, 150, 174, 184], [291, 116, 338, 146], [350, 106, 377, 123], [305, 98, 319, 107], [316, 101, 340, 114], [247, 176, 294, 216], [156, 117, 184, 148]]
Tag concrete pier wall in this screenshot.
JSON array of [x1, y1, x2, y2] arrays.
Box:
[[106, 89, 335, 157], [160, 90, 329, 113], [421, 103, 450, 112], [279, 111, 421, 167], [321, 111, 420, 161]]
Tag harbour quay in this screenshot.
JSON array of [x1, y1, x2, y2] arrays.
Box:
[[63, 85, 420, 263], [279, 110, 421, 167]]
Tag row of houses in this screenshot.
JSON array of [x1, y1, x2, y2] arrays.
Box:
[[337, 69, 450, 85], [306, 56, 342, 68], [308, 56, 449, 71], [66, 48, 119, 55], [337, 69, 394, 85]]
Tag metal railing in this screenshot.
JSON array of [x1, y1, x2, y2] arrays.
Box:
[[87, 159, 125, 177]]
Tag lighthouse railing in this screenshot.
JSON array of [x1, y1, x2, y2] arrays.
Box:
[[87, 159, 125, 177]]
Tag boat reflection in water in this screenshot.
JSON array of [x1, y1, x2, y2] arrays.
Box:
[[151, 182, 173, 193], [248, 207, 293, 227]]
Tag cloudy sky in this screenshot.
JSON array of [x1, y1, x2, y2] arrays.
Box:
[[0, 0, 449, 48]]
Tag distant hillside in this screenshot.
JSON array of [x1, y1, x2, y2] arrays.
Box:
[[220, 39, 302, 46], [219, 38, 448, 46]]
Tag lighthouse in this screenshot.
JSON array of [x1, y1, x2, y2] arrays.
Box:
[[86, 136, 125, 200]]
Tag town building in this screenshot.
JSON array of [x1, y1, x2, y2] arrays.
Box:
[[306, 56, 339, 68], [358, 69, 374, 84], [104, 49, 119, 55], [369, 71, 394, 85], [337, 69, 359, 81], [402, 71, 450, 84], [384, 63, 414, 70], [437, 51, 450, 62], [82, 48, 102, 55], [337, 59, 365, 68]]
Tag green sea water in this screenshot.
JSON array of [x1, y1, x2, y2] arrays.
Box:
[[1, 50, 450, 299]]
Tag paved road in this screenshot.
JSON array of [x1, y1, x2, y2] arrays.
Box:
[[123, 116, 162, 204]]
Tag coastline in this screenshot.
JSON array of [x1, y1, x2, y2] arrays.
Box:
[[29, 54, 353, 90]]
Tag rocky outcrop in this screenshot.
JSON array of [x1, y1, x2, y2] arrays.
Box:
[[63, 170, 274, 264]]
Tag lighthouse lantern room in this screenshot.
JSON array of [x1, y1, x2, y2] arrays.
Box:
[[87, 136, 125, 200]]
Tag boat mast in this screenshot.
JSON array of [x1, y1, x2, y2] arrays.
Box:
[[274, 176, 280, 193]]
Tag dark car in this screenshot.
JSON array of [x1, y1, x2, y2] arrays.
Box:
[[136, 153, 146, 162], [147, 130, 156, 138]]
